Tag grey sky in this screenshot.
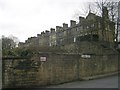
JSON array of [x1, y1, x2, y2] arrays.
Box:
[[0, 0, 105, 42]]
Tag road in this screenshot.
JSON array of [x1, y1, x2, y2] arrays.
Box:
[[46, 75, 119, 88], [0, 74, 119, 89]]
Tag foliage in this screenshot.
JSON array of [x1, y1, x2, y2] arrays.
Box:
[[2, 44, 67, 57], [14, 60, 33, 70], [2, 49, 16, 56], [11, 47, 33, 57], [1, 35, 17, 57], [2, 36, 16, 50], [25, 45, 67, 53]]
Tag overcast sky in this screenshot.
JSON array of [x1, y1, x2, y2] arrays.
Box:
[[0, 0, 104, 42]]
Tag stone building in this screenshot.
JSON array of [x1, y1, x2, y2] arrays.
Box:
[[118, 1, 120, 48], [19, 7, 115, 48], [49, 28, 56, 46], [38, 30, 50, 47], [25, 37, 39, 47]]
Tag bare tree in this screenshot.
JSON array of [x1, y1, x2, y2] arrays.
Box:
[[1, 36, 16, 50], [72, 2, 96, 21], [8, 35, 20, 47], [73, 0, 119, 44], [95, 0, 118, 22], [1, 35, 19, 49], [73, 0, 118, 22]]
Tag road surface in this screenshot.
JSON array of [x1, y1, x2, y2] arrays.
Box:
[[0, 74, 119, 89], [46, 75, 119, 88]]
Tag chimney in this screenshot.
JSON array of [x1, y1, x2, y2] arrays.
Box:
[[45, 30, 50, 36], [63, 23, 68, 29], [50, 28, 55, 33], [79, 16, 85, 24], [37, 34, 41, 37], [102, 6, 109, 20], [37, 34, 42, 39], [45, 30, 49, 33], [41, 31, 45, 34], [56, 26, 62, 32], [41, 31, 45, 36], [70, 20, 76, 27]]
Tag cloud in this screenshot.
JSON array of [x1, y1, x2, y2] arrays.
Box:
[[0, 0, 92, 42]]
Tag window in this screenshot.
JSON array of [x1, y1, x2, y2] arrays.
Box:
[[87, 26, 89, 29], [49, 43, 51, 46], [74, 37, 76, 42], [91, 24, 94, 28], [54, 40, 57, 45], [85, 33, 87, 35], [76, 28, 79, 31]]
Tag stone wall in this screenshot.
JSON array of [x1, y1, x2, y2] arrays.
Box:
[[2, 54, 80, 88], [2, 53, 119, 88], [79, 54, 119, 79]]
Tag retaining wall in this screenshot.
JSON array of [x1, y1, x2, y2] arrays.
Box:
[[2, 53, 119, 88]]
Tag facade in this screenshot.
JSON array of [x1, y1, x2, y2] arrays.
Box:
[[49, 28, 56, 46], [19, 7, 115, 48], [118, 1, 120, 48]]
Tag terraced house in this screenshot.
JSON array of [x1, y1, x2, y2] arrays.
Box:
[[18, 7, 115, 48], [118, 1, 120, 48]]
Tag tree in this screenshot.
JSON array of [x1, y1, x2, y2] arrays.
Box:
[[8, 34, 20, 47], [73, 0, 119, 44], [1, 35, 16, 50], [1, 35, 20, 56], [1, 35, 20, 49], [95, 0, 118, 23], [73, 0, 118, 22], [72, 2, 96, 22]]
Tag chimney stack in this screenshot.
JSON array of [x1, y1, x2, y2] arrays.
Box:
[[50, 28, 55, 33], [37, 34, 41, 37], [79, 16, 85, 24], [102, 6, 109, 20], [41, 31, 45, 36], [45, 30, 49, 36], [56, 26, 62, 32], [45, 30, 49, 33], [70, 20, 76, 27], [63, 23, 68, 29]]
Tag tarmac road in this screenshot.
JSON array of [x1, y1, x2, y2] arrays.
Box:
[[0, 74, 119, 89], [46, 74, 119, 88]]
